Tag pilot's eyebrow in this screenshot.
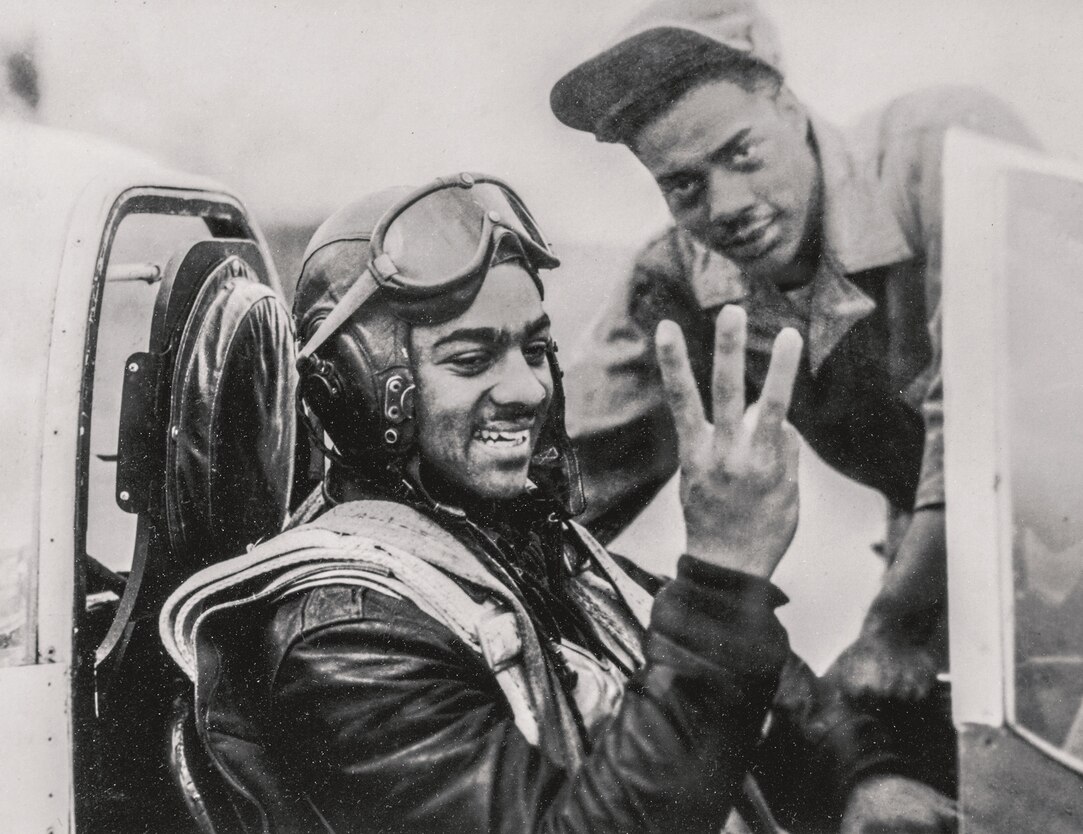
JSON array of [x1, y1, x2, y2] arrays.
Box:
[[432, 314, 551, 350], [432, 327, 501, 349]]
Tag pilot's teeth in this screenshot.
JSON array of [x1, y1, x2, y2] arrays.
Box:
[[476, 429, 527, 445]]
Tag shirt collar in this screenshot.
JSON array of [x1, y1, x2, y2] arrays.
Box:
[[688, 112, 915, 372]]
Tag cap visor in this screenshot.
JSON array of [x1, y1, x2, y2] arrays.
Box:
[[551, 27, 749, 138]]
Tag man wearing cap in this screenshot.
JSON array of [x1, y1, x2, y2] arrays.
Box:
[[161, 178, 954, 833], [550, 0, 1038, 733]]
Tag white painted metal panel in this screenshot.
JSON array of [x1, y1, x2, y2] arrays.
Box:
[[943, 128, 1013, 729], [0, 663, 72, 832]]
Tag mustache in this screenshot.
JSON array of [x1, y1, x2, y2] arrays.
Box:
[[483, 403, 545, 422]]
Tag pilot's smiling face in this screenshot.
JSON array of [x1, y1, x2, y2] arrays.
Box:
[[630, 78, 821, 288], [409, 263, 553, 502]]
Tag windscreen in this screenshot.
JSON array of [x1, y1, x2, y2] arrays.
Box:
[[1003, 170, 1083, 767]]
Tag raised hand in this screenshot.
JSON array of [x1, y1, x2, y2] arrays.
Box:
[[654, 305, 803, 578]]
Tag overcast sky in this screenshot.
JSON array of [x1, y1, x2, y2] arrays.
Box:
[[15, 0, 1083, 245]]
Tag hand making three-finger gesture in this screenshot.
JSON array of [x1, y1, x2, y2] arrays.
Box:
[[655, 305, 804, 578]]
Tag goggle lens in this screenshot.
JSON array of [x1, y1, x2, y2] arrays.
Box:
[[382, 181, 550, 290], [383, 188, 487, 284]]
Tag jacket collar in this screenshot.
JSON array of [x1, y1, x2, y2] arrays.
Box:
[[687, 112, 914, 372]]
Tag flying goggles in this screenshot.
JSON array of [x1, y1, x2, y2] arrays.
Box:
[[297, 172, 559, 369]]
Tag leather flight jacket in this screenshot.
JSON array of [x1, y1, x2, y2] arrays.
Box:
[[162, 500, 906, 833]]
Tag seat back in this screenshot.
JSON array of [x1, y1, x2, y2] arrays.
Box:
[[163, 245, 296, 576]]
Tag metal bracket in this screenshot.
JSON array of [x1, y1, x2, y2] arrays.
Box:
[[115, 351, 157, 514]]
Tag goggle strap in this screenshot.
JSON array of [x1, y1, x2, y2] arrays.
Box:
[[297, 267, 380, 364]]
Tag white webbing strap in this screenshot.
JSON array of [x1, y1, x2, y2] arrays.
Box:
[[478, 608, 539, 746], [163, 531, 496, 678]]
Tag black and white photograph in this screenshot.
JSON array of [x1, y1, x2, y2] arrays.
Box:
[[2, 1, 1082, 831]]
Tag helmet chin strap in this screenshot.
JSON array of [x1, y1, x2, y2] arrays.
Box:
[[297, 267, 381, 367], [403, 457, 469, 519]]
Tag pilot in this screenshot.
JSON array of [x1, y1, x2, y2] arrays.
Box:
[[549, 0, 1039, 747], [161, 175, 954, 833]]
